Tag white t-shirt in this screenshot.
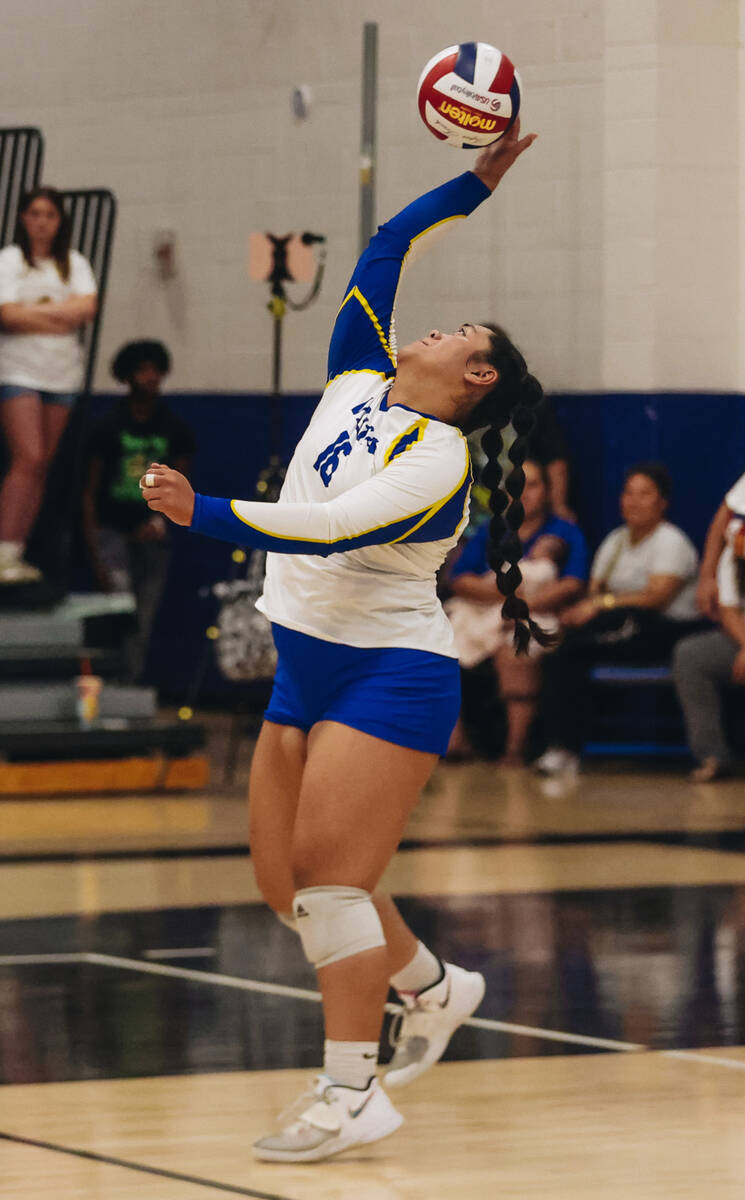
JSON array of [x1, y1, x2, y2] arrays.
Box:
[[0, 245, 97, 392], [725, 471, 745, 518], [590, 521, 698, 620], [719, 471, 745, 610]]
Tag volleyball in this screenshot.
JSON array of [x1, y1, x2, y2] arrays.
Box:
[[417, 42, 521, 149]]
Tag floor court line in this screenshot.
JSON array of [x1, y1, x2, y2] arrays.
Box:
[[662, 1049, 745, 1071], [0, 1130, 296, 1200], [5, 951, 744, 1065], [85, 952, 646, 1053]]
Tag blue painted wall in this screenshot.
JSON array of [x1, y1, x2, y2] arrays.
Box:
[[78, 390, 745, 700]]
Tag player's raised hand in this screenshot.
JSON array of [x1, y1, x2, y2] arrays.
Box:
[[472, 119, 537, 191], [139, 463, 195, 526]]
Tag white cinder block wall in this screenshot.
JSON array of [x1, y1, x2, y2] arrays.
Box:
[[1, 0, 743, 394]]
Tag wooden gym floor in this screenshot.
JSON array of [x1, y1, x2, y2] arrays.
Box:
[[1, 730, 745, 1198]]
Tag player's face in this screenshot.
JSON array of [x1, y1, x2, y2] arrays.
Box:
[[621, 473, 667, 530], [401, 323, 494, 379], [21, 198, 61, 248]]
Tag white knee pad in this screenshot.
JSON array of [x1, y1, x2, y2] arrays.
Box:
[[292, 886, 385, 968]]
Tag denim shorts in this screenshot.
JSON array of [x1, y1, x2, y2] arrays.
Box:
[[0, 383, 80, 408], [264, 623, 461, 756]]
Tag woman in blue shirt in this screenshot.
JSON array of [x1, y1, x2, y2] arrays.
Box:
[[448, 458, 588, 763]]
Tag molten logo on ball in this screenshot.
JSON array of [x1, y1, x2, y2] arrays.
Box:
[[437, 101, 498, 132], [417, 41, 521, 149]]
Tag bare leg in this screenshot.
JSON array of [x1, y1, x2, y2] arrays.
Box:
[[292, 721, 438, 1041], [495, 645, 540, 763], [248, 722, 431, 982], [0, 393, 45, 544], [248, 720, 307, 914]]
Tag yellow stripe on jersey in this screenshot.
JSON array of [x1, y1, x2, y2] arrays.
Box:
[[326, 367, 393, 386], [390, 436, 471, 544], [383, 419, 429, 466], [337, 286, 398, 368]]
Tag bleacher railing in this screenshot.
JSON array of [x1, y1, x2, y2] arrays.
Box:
[[0, 127, 44, 248], [61, 188, 117, 392]]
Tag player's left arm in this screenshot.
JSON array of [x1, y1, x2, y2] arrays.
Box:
[[140, 434, 471, 555]]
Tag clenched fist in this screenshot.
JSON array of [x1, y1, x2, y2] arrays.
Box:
[[139, 463, 195, 526]]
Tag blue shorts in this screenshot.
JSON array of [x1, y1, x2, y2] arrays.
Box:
[[264, 623, 461, 756], [0, 383, 79, 408]]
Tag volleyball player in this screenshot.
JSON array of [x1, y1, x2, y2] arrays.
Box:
[[141, 120, 547, 1162]]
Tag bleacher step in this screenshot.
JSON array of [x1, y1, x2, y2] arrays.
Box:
[[0, 753, 209, 795], [0, 718, 205, 762], [0, 682, 156, 723], [0, 611, 84, 648], [0, 646, 120, 681]]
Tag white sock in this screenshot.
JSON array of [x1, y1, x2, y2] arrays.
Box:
[[323, 1039, 378, 1089], [389, 941, 444, 997], [0, 541, 22, 558]]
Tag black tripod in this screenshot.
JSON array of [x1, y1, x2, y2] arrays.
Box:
[[258, 232, 326, 502]]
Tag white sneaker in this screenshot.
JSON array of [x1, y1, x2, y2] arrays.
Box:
[[0, 544, 41, 584], [534, 747, 580, 777], [384, 962, 485, 1088], [252, 1074, 403, 1162]]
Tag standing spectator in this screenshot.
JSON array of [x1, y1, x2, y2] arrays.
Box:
[[81, 341, 195, 682], [446, 459, 587, 763], [0, 187, 97, 583], [536, 462, 700, 776], [673, 471, 745, 781]]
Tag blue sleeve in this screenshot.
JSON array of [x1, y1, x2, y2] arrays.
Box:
[[326, 172, 491, 381], [449, 523, 490, 578]]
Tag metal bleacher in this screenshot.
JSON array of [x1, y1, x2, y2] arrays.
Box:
[[0, 128, 207, 795]]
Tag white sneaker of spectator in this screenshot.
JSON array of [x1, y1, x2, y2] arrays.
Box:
[[0, 542, 41, 584], [534, 748, 580, 777]]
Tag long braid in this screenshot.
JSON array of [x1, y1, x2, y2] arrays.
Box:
[[463, 325, 558, 655]]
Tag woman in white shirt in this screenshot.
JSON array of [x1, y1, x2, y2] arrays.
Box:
[[536, 462, 700, 776], [0, 187, 97, 583], [672, 471, 745, 781]]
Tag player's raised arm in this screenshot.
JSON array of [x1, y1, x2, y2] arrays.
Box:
[[326, 121, 535, 382]]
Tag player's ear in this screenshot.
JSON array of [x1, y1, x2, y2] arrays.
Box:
[[464, 361, 497, 390]]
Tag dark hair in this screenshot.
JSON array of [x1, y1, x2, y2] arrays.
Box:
[[111, 340, 172, 383], [460, 323, 555, 654], [624, 461, 672, 502], [15, 187, 72, 282]]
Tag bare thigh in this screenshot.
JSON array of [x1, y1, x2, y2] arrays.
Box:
[[41, 401, 71, 465], [0, 392, 43, 464], [291, 721, 438, 892], [248, 719, 307, 913]]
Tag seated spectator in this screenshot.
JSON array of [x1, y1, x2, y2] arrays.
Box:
[[526, 394, 575, 522], [81, 340, 195, 682], [536, 462, 700, 776], [446, 459, 588, 764], [0, 187, 97, 583], [672, 471, 745, 781]]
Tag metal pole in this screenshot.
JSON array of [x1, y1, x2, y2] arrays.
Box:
[[359, 21, 378, 256]]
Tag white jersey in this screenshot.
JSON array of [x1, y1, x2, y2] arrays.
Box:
[[190, 171, 492, 657], [257, 373, 471, 655]]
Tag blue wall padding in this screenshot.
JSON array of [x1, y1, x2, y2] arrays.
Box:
[[83, 390, 745, 698]]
